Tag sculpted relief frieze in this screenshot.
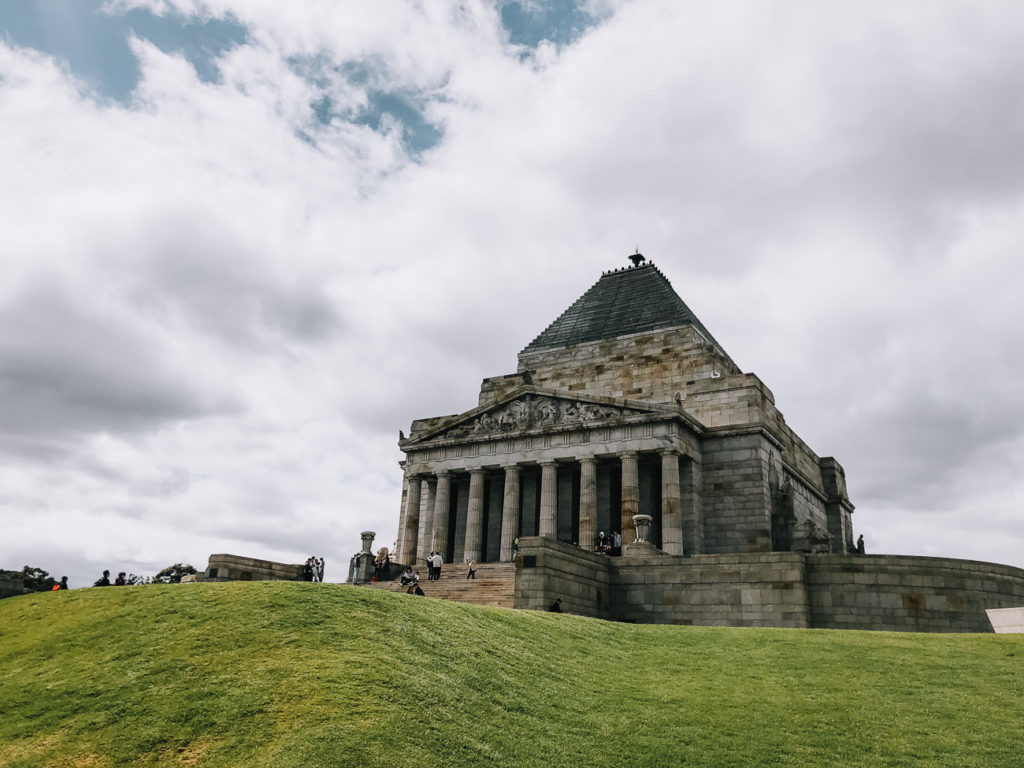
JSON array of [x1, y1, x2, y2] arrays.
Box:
[[438, 395, 639, 441]]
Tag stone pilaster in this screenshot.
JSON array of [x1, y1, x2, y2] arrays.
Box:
[[579, 457, 597, 551], [539, 461, 558, 538], [433, 472, 452, 562], [660, 450, 683, 555], [620, 451, 639, 544], [681, 457, 703, 556], [499, 465, 521, 561], [464, 469, 486, 562], [400, 475, 421, 565], [415, 477, 436, 563]]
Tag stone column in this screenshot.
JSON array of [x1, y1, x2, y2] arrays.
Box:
[[432, 472, 452, 562], [499, 465, 521, 561], [395, 475, 410, 562], [400, 475, 421, 565], [661, 450, 684, 555], [620, 451, 639, 545], [578, 457, 597, 550], [415, 477, 436, 562], [539, 461, 558, 538], [463, 469, 486, 563]]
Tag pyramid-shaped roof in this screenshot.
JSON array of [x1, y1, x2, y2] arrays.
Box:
[[521, 261, 724, 354]]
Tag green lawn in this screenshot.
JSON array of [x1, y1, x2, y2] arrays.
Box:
[[1, 582, 1021, 767]]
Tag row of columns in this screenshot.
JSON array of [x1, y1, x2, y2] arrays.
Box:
[[397, 450, 692, 565]]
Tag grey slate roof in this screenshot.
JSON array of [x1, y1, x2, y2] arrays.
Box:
[[521, 262, 724, 354]]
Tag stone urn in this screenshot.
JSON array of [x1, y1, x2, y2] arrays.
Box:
[[360, 531, 376, 555], [631, 514, 652, 543]]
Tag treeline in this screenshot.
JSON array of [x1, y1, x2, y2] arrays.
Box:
[[0, 563, 197, 597]]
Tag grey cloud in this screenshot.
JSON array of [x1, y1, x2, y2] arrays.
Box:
[[0, 283, 229, 457], [129, 221, 343, 349]]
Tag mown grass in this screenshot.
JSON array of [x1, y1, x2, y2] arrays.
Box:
[[1, 582, 1022, 767]]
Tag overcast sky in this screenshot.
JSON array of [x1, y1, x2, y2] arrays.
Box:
[[2, 0, 1023, 587]]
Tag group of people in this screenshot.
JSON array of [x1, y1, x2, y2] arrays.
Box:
[[373, 548, 392, 580], [423, 552, 479, 580], [424, 551, 443, 580], [302, 556, 325, 582], [93, 570, 128, 586], [399, 566, 425, 595], [594, 531, 622, 556]]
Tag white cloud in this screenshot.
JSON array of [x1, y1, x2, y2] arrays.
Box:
[[3, 0, 1024, 587]]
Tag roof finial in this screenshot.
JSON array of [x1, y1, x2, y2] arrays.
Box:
[[628, 249, 646, 267]]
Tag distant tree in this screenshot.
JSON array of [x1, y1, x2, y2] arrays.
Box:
[[0, 566, 58, 593], [126, 573, 152, 586], [153, 563, 197, 584]]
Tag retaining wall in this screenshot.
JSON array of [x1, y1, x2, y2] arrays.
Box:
[[513, 538, 1024, 632]]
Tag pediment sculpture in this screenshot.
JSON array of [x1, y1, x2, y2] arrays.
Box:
[[436, 395, 644, 440]]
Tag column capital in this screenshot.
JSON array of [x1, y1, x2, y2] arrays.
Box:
[[502, 463, 521, 474], [620, 450, 639, 459], [659, 448, 680, 457], [434, 469, 451, 478], [579, 455, 597, 465], [539, 459, 558, 467], [468, 467, 485, 477]]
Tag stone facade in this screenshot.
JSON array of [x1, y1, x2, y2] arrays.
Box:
[[390, 258, 1024, 631]]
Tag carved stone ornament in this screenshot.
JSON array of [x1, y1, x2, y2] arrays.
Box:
[[438, 395, 637, 440]]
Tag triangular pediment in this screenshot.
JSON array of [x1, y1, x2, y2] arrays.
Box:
[[404, 388, 668, 446]]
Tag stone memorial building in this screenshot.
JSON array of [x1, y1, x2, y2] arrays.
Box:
[[396, 254, 851, 566], [384, 255, 1024, 632]]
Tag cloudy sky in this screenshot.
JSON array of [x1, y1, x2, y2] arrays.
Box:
[[2, 0, 1023, 587]]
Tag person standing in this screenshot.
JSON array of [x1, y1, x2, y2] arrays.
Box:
[[431, 551, 443, 580], [425, 552, 435, 581], [466, 558, 476, 580]]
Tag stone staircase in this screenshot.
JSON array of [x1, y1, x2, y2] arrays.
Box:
[[369, 562, 517, 608]]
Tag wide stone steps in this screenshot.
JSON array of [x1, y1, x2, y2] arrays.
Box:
[[370, 562, 516, 609]]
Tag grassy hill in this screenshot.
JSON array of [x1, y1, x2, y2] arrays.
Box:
[[1, 583, 1022, 768]]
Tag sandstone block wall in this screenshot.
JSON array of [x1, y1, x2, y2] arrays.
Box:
[[699, 433, 773, 553], [609, 551, 811, 627], [517, 326, 739, 407], [513, 537, 609, 618], [199, 554, 304, 582], [513, 541, 1024, 632], [805, 554, 1024, 633]]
